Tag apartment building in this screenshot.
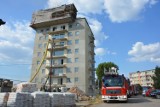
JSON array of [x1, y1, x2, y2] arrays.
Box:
[[30, 4, 95, 95], [129, 69, 155, 87]]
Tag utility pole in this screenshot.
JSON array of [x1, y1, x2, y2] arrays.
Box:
[[49, 38, 55, 92]]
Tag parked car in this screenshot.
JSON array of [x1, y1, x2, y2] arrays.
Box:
[[150, 89, 160, 98], [146, 88, 154, 97]]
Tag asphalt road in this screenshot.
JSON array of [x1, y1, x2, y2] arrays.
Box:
[[89, 95, 160, 107]]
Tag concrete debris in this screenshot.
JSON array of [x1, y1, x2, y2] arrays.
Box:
[[68, 87, 90, 101], [0, 93, 9, 107], [16, 82, 38, 93]]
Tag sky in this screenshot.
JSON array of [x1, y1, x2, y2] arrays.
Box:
[[0, 0, 160, 82]]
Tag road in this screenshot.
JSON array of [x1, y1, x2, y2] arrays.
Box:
[[89, 95, 160, 107]]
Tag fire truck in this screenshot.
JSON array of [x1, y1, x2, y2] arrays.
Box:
[[101, 67, 129, 103]]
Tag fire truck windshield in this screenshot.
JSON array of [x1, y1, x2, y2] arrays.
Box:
[[103, 76, 123, 87]]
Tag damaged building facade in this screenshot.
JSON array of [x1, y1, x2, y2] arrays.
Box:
[[30, 4, 95, 95]]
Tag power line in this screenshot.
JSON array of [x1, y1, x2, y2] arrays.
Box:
[[0, 77, 27, 82]]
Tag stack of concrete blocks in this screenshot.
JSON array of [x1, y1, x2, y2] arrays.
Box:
[[16, 82, 38, 93], [49, 92, 76, 107], [0, 93, 9, 107], [7, 92, 32, 107], [49, 92, 65, 107], [63, 93, 76, 106], [31, 92, 50, 107]]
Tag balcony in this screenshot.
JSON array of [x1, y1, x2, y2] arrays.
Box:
[[47, 44, 68, 50], [46, 54, 67, 59], [46, 63, 67, 68], [45, 73, 67, 78], [88, 59, 96, 64], [89, 50, 95, 55], [48, 30, 68, 35]]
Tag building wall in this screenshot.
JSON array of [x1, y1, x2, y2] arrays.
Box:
[[129, 69, 155, 87], [30, 6, 95, 95]]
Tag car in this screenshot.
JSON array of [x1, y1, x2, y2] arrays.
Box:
[[145, 88, 154, 97], [150, 89, 160, 98]]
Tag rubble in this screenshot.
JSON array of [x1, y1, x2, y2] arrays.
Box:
[[68, 87, 90, 101]]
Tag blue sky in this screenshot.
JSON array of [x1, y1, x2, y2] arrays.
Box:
[[0, 0, 160, 82]]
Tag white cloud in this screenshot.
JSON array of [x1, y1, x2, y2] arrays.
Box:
[[104, 0, 158, 23], [95, 48, 106, 56], [128, 42, 160, 63], [47, 0, 104, 14], [0, 21, 34, 63]]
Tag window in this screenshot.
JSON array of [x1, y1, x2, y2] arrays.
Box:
[[35, 78, 38, 83], [67, 40, 72, 45], [45, 35, 48, 40], [41, 78, 45, 83], [39, 36, 43, 40], [43, 60, 46, 64], [58, 59, 63, 64], [44, 43, 47, 48], [53, 34, 65, 39], [53, 50, 64, 56], [75, 31, 80, 36], [67, 49, 72, 54], [76, 23, 80, 27], [37, 52, 41, 57], [54, 68, 63, 75], [38, 44, 42, 48], [66, 68, 71, 73], [75, 48, 79, 54], [75, 77, 79, 82], [61, 25, 65, 30], [75, 39, 79, 44], [67, 78, 71, 83], [46, 28, 50, 32], [75, 67, 79, 72], [69, 24, 72, 28], [40, 29, 44, 33], [68, 32, 72, 36], [37, 61, 40, 65], [60, 42, 65, 46], [67, 58, 72, 63], [42, 69, 45, 74], [53, 27, 57, 31], [75, 58, 79, 63]]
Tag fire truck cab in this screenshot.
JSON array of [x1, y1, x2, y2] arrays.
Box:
[[101, 67, 129, 102]]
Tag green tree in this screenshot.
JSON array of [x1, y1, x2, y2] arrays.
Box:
[[152, 66, 160, 89], [96, 62, 119, 88]]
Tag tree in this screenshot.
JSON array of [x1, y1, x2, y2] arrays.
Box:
[[96, 62, 119, 88], [152, 66, 160, 89]]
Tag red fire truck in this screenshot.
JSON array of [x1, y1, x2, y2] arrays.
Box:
[[101, 67, 129, 102]]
